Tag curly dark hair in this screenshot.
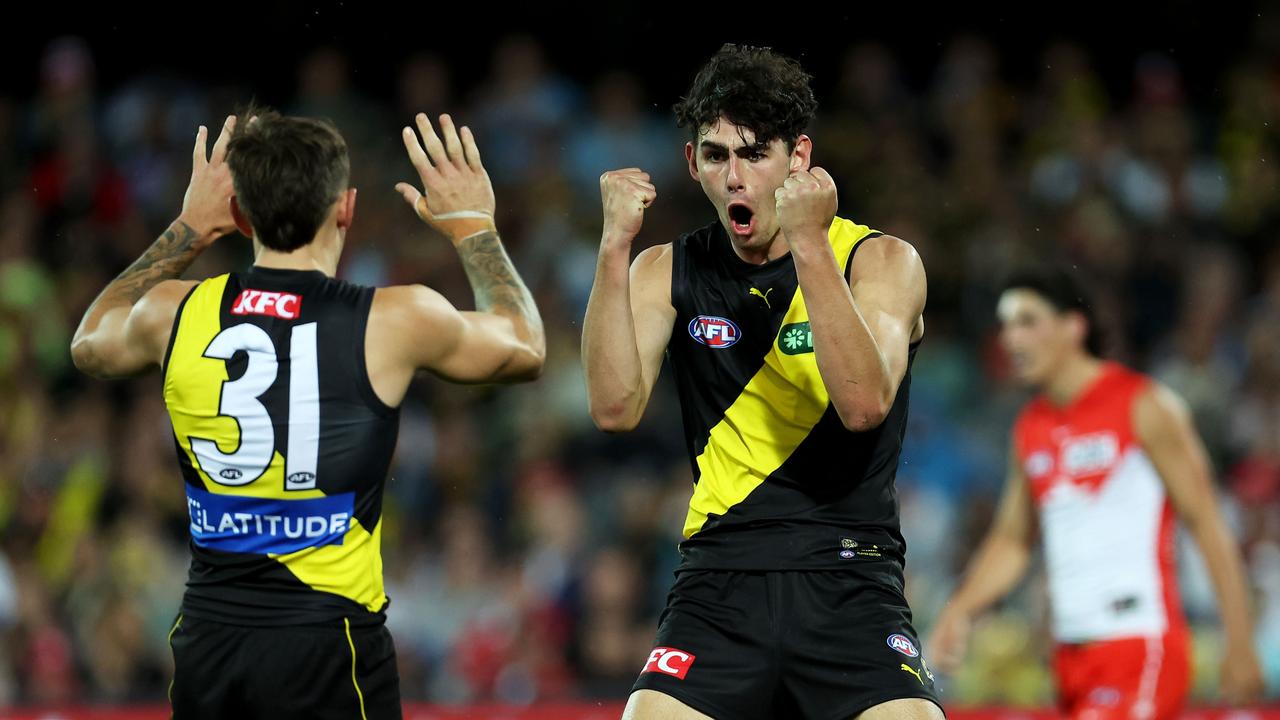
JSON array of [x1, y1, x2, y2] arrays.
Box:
[[674, 44, 818, 150]]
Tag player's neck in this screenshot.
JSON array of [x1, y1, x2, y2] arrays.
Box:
[[252, 231, 342, 277], [1043, 355, 1105, 408]]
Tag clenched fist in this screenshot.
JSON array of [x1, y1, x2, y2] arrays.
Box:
[[775, 166, 837, 243], [600, 168, 657, 244]]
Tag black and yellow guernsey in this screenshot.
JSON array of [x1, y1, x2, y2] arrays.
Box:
[[163, 266, 398, 626], [669, 217, 919, 570]]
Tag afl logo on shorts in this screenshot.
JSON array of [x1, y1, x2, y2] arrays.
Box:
[[886, 634, 919, 657], [688, 315, 741, 348]]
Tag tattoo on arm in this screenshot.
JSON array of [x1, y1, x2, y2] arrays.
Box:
[[83, 220, 204, 319], [455, 231, 541, 333]]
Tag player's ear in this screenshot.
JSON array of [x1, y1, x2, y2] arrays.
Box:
[[231, 197, 254, 238], [790, 135, 813, 173], [337, 188, 357, 230], [1066, 310, 1088, 350], [685, 142, 700, 182]]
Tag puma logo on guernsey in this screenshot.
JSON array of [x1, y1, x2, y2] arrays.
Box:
[[232, 289, 302, 320], [749, 287, 774, 308]]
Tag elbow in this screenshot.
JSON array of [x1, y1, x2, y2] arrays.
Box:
[[70, 335, 102, 376], [587, 398, 640, 433], [835, 397, 893, 433], [521, 337, 548, 380], [592, 416, 640, 434], [502, 345, 546, 383], [518, 342, 547, 380]]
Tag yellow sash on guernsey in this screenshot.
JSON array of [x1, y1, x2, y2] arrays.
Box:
[[683, 219, 878, 538]]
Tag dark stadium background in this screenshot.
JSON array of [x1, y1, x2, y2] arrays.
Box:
[[3, 1, 1280, 717]]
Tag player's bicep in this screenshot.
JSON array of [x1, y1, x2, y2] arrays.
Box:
[[849, 236, 926, 382], [82, 281, 188, 378], [381, 285, 521, 384], [628, 244, 677, 396], [429, 310, 532, 384]]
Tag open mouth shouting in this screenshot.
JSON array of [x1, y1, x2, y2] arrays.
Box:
[[727, 202, 755, 236]]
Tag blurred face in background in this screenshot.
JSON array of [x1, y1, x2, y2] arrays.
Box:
[[686, 118, 810, 258], [998, 288, 1088, 387]]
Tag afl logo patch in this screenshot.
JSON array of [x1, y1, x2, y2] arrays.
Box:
[[886, 634, 919, 657], [688, 316, 741, 348]]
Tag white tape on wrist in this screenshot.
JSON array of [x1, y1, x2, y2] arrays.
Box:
[[456, 228, 498, 243], [431, 210, 494, 221]]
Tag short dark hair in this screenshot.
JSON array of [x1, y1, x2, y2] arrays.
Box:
[[674, 44, 817, 150], [1001, 266, 1105, 357], [226, 107, 350, 252]]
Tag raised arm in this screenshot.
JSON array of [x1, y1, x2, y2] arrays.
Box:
[[366, 114, 544, 402], [777, 167, 925, 431], [582, 169, 676, 432], [71, 117, 239, 378]]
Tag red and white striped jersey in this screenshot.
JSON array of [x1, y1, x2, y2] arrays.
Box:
[[1013, 362, 1183, 643]]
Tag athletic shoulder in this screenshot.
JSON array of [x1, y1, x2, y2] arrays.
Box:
[[633, 242, 674, 272], [630, 243, 675, 309], [849, 233, 924, 283], [132, 279, 198, 340], [1133, 376, 1191, 436], [371, 284, 456, 324]]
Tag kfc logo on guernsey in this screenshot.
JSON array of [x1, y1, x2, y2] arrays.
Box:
[[232, 290, 303, 320], [642, 647, 696, 679], [688, 316, 741, 348]]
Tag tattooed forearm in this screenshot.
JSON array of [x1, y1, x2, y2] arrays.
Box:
[[81, 220, 205, 322], [456, 231, 542, 337], [71, 219, 210, 375]]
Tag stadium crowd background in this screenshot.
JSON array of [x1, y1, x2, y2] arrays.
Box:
[[3, 7, 1280, 711]]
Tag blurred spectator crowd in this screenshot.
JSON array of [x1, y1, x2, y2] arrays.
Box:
[[1, 30, 1279, 709]]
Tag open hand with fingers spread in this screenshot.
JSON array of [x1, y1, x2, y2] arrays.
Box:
[[179, 115, 238, 245], [396, 113, 496, 244]]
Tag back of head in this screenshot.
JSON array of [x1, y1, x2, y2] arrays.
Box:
[[674, 44, 818, 150], [227, 108, 350, 252], [1001, 265, 1105, 357]]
